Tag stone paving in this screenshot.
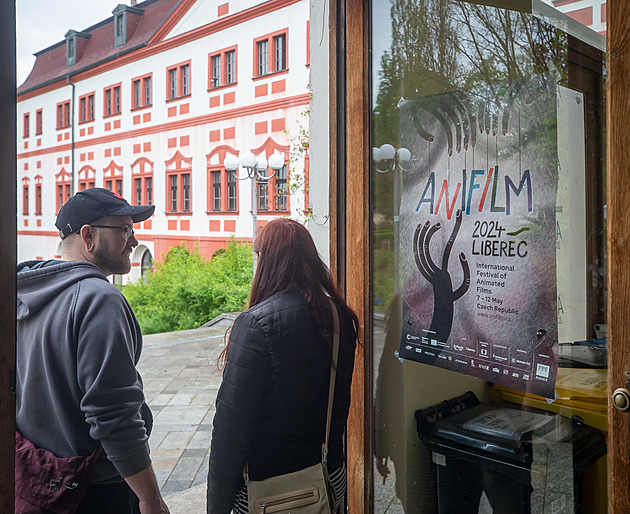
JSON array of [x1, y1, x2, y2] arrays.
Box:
[[137, 321, 234, 511]]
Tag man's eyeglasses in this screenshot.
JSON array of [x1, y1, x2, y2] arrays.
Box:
[[90, 225, 135, 241]]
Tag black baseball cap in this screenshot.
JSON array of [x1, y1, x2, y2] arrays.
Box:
[[56, 188, 155, 239]]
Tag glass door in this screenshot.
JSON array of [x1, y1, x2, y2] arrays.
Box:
[[370, 1, 607, 512]]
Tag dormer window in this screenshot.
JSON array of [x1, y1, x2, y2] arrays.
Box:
[[66, 35, 76, 66], [115, 13, 125, 47], [68, 38, 75, 61], [65, 30, 90, 67], [112, 4, 143, 48]]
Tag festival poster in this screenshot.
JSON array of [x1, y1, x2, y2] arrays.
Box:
[[398, 75, 559, 398]]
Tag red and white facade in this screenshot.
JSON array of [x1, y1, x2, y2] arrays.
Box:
[[17, 0, 310, 281], [544, 0, 607, 34]]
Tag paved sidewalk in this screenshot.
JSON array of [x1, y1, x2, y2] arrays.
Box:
[[137, 322, 233, 512]]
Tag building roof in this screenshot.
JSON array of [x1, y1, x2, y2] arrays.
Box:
[[18, 0, 182, 96]]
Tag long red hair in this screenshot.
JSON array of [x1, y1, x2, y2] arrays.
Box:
[[219, 218, 359, 366]]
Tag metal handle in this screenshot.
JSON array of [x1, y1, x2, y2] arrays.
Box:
[[613, 388, 630, 412]]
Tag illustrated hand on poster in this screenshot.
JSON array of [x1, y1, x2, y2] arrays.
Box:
[[414, 209, 470, 346]]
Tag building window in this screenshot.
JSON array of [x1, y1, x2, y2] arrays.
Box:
[[79, 93, 95, 123], [78, 165, 96, 192], [275, 165, 288, 211], [104, 178, 123, 196], [116, 14, 124, 39], [258, 182, 268, 211], [104, 84, 121, 116], [79, 179, 95, 191], [132, 74, 152, 109], [22, 179, 29, 215], [56, 101, 71, 129], [103, 162, 123, 197], [165, 153, 193, 214], [212, 171, 221, 211], [209, 47, 237, 89], [167, 61, 191, 100], [68, 38, 75, 61], [141, 250, 153, 277], [131, 158, 154, 206], [55, 169, 72, 213], [254, 29, 288, 77], [36, 109, 43, 135], [23, 113, 30, 138], [35, 177, 42, 215]]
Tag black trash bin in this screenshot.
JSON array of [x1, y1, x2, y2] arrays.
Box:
[[415, 392, 606, 514]]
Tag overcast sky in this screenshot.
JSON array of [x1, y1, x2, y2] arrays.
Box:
[[17, 0, 121, 86]]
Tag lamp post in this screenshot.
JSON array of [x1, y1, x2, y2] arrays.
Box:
[[224, 150, 285, 274], [373, 144, 412, 293]]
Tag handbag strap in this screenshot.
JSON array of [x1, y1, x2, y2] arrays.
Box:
[[321, 297, 340, 466]]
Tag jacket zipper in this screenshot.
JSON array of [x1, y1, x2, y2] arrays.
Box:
[[258, 490, 316, 513]]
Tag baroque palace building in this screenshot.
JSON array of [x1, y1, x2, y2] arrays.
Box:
[[17, 0, 310, 282]]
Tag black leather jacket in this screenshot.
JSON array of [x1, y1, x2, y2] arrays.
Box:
[[206, 291, 357, 513]]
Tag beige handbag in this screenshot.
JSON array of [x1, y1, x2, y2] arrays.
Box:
[[246, 298, 341, 514]]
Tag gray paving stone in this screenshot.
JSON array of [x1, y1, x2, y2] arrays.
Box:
[[170, 456, 205, 481], [158, 431, 194, 450], [162, 479, 194, 495], [182, 448, 208, 458]]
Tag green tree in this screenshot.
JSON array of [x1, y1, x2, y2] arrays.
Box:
[[120, 238, 252, 334]]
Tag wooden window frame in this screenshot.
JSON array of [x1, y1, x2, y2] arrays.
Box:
[[23, 113, 29, 139], [56, 101, 71, 130], [166, 60, 192, 101], [253, 28, 289, 79], [132, 73, 152, 110], [103, 83, 122, 118], [79, 92, 95, 124], [35, 109, 43, 135], [208, 46, 238, 90]]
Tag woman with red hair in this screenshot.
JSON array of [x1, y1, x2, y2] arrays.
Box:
[[206, 218, 359, 513]]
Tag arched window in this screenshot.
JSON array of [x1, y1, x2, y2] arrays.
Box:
[[141, 250, 153, 277]]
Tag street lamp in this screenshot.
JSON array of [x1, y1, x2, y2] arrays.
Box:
[[373, 144, 412, 293], [224, 150, 285, 274]]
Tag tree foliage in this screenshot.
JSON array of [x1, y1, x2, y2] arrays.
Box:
[[120, 238, 252, 334]]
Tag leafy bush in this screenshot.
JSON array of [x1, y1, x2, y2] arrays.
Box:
[[120, 238, 252, 334]]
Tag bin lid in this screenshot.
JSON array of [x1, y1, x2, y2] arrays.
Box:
[[424, 403, 557, 464]]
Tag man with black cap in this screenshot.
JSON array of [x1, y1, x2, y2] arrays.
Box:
[[16, 188, 169, 513]]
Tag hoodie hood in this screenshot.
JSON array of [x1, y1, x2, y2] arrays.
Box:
[[17, 260, 108, 321]]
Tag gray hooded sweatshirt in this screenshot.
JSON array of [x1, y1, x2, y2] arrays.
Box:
[[16, 259, 152, 484]]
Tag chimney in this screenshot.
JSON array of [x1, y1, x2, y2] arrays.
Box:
[[130, 0, 137, 5]]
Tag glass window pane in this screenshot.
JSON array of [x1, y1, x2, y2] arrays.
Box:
[[274, 34, 286, 71], [170, 174, 177, 211], [227, 170, 237, 211], [258, 40, 268, 76], [212, 55, 221, 87], [146, 177, 153, 205], [183, 173, 190, 212], [182, 65, 190, 96], [370, 1, 607, 512], [144, 76, 151, 105], [134, 80, 141, 108], [226, 51, 235, 84]]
